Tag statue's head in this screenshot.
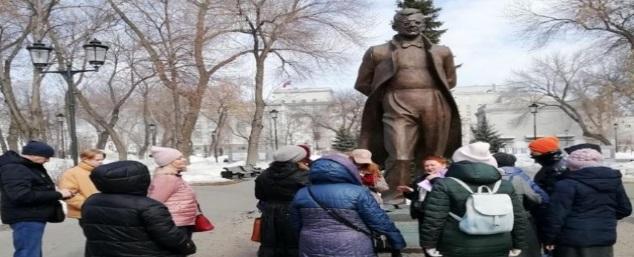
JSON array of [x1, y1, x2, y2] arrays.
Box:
[[392, 8, 427, 38]]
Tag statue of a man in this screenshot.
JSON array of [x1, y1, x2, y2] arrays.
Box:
[[354, 8, 462, 203]]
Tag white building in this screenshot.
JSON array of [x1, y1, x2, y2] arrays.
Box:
[[266, 87, 336, 153], [189, 87, 337, 161], [452, 84, 633, 155]]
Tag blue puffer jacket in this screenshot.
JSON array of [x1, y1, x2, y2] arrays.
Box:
[[542, 166, 632, 247], [291, 155, 405, 257]]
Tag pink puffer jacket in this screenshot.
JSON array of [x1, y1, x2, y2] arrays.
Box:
[[148, 172, 198, 226]]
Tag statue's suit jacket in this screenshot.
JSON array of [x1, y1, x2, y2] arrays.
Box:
[[354, 38, 462, 166]]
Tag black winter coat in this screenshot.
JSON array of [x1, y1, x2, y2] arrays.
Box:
[[533, 153, 566, 196], [403, 174, 429, 220], [0, 151, 63, 224], [81, 161, 196, 257], [542, 166, 632, 247], [255, 162, 308, 257]]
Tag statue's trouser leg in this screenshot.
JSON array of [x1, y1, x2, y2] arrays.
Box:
[[418, 90, 451, 157], [381, 90, 418, 204], [381, 89, 452, 204]]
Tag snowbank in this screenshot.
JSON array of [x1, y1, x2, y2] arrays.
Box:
[[44, 151, 633, 185]]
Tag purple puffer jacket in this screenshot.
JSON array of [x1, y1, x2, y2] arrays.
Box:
[[291, 154, 405, 257]]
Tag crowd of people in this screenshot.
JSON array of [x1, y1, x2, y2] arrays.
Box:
[[0, 136, 631, 257], [0, 141, 197, 257], [255, 137, 632, 257]]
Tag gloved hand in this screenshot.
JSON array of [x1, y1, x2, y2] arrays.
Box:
[[509, 249, 522, 257], [390, 249, 402, 257], [425, 248, 443, 257]]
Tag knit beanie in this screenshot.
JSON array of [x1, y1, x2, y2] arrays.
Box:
[[493, 152, 517, 168], [529, 136, 560, 155], [452, 142, 498, 167], [21, 140, 55, 158], [564, 143, 602, 154], [350, 149, 373, 164], [150, 146, 183, 167], [273, 145, 306, 163], [566, 148, 603, 171], [297, 144, 311, 164]]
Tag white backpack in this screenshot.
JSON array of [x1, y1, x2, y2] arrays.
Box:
[[447, 177, 514, 235]]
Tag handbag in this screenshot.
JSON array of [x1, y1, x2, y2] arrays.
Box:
[[251, 217, 262, 242], [193, 204, 214, 232], [48, 201, 65, 223], [306, 187, 391, 253]]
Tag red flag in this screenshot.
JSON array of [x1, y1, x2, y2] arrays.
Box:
[[281, 80, 291, 88]]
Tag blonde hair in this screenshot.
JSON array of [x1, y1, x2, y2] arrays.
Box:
[[80, 149, 105, 160]]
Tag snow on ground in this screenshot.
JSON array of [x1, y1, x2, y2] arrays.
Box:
[[44, 155, 270, 185], [43, 151, 634, 185], [514, 152, 634, 180]]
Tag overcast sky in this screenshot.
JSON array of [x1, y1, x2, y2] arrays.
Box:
[[293, 0, 581, 90]]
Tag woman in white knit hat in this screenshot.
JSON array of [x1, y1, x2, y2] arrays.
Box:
[[147, 146, 199, 239], [419, 142, 528, 257]]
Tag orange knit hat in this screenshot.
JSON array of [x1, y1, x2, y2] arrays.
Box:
[[528, 136, 560, 155]]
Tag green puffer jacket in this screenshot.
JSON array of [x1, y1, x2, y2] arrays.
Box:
[[420, 161, 528, 257]]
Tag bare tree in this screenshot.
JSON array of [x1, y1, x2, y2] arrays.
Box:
[[511, 0, 634, 115], [233, 0, 369, 164], [511, 0, 634, 53], [294, 89, 365, 139], [200, 80, 247, 160], [106, 0, 250, 158], [507, 52, 614, 144], [0, 0, 56, 148], [588, 53, 634, 107]]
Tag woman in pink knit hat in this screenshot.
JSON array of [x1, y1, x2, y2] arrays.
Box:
[[542, 144, 631, 257], [147, 146, 199, 239]]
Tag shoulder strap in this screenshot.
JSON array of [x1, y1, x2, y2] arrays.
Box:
[[448, 177, 474, 193], [491, 180, 502, 193], [306, 186, 371, 236]]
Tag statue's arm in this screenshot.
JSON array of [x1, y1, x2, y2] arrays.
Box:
[[354, 47, 375, 96], [443, 48, 457, 89]]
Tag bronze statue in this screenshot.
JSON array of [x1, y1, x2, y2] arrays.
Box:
[[354, 8, 462, 204]]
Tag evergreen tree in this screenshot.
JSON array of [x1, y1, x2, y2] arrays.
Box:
[[331, 128, 356, 152], [396, 0, 446, 44], [470, 115, 504, 153]]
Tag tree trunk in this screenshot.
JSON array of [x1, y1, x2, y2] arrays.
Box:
[[137, 89, 152, 158], [246, 58, 266, 165], [7, 119, 20, 151], [75, 91, 128, 160], [177, 81, 207, 158], [96, 131, 109, 149], [209, 107, 227, 162], [0, 127, 8, 153], [556, 99, 612, 145], [171, 89, 181, 148], [28, 72, 45, 140]]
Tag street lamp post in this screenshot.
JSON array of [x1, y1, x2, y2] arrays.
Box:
[[529, 103, 539, 140], [270, 109, 279, 150], [614, 122, 619, 152], [28, 39, 109, 165], [56, 113, 65, 159], [312, 126, 320, 151], [148, 123, 157, 146], [211, 129, 218, 163]]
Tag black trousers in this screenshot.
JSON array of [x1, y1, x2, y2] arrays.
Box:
[[554, 246, 613, 257]]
